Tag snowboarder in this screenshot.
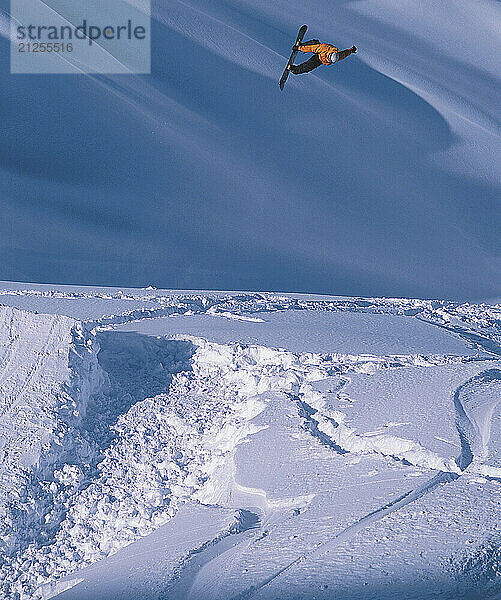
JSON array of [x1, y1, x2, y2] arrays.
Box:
[[290, 40, 357, 74]]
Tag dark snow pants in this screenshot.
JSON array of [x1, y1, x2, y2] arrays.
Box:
[[291, 54, 322, 74], [291, 39, 322, 74]]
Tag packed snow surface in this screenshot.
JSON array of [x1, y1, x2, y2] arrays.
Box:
[[0, 283, 500, 599], [116, 310, 479, 356]]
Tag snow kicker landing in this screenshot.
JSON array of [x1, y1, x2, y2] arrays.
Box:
[[0, 291, 500, 599]]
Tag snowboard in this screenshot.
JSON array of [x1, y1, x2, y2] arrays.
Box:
[[279, 24, 308, 90]]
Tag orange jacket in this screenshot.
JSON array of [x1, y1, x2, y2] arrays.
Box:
[[298, 42, 338, 65]]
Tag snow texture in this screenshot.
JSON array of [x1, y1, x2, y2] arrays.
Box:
[[0, 284, 499, 599]]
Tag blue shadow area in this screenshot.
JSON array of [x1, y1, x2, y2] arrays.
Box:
[[0, 0, 499, 299]]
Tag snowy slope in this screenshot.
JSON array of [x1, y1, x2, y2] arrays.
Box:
[[0, 307, 75, 500], [0, 283, 500, 599], [1, 0, 500, 299]]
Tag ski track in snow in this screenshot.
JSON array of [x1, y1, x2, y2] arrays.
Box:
[[0, 289, 499, 598]]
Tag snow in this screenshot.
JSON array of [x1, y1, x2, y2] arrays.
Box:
[[0, 283, 499, 599], [1, 0, 500, 299], [41, 504, 246, 600], [116, 309, 480, 356], [0, 295, 159, 322], [0, 307, 75, 496], [322, 361, 501, 460]]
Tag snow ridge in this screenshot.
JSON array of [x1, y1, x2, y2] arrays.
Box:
[[1, 287, 500, 357], [295, 384, 462, 474]]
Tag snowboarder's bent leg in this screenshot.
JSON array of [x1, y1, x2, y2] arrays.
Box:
[[291, 54, 322, 74]]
